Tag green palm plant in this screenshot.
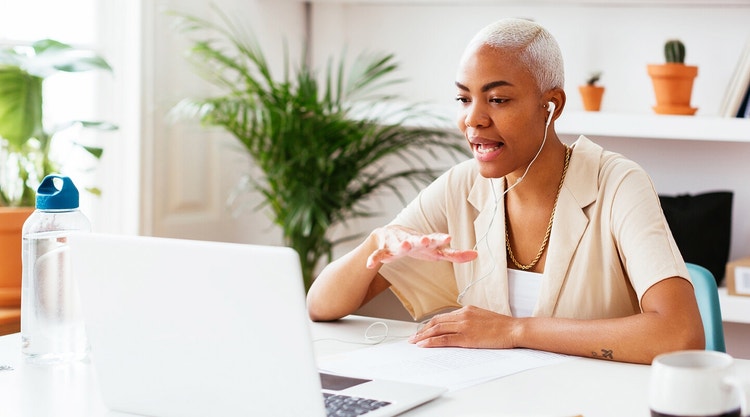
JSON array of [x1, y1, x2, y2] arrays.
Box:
[[0, 39, 116, 207], [171, 10, 468, 290]]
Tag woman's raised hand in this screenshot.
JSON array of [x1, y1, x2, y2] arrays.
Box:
[[365, 226, 478, 269]]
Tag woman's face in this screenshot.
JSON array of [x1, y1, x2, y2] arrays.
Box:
[[455, 43, 549, 179]]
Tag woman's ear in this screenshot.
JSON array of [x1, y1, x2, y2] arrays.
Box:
[[545, 88, 566, 119]]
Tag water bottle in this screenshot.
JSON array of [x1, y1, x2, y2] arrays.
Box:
[[21, 175, 91, 364]]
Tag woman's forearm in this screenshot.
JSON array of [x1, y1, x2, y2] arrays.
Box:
[[520, 278, 703, 363], [514, 312, 701, 364], [410, 277, 704, 364], [306, 233, 388, 321]]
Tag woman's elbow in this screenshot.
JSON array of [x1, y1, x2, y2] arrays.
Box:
[[306, 285, 358, 322], [674, 302, 708, 352], [657, 317, 706, 360], [308, 305, 344, 322], [306, 293, 344, 322], [682, 322, 706, 351]]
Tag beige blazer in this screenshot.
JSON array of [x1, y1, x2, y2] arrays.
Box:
[[380, 136, 689, 321]]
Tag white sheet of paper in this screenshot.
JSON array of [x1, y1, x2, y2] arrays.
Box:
[[317, 340, 574, 392]]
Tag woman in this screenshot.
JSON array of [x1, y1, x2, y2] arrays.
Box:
[[306, 18, 704, 365]]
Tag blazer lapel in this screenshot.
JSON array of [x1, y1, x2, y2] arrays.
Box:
[[535, 136, 601, 317], [467, 178, 511, 315], [535, 188, 589, 317]]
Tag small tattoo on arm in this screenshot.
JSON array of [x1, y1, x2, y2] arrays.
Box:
[[591, 349, 614, 360]]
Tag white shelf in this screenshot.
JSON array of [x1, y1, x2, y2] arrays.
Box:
[[719, 288, 750, 324], [556, 111, 750, 143]]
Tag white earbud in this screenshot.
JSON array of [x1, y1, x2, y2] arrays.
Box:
[[545, 101, 556, 127]]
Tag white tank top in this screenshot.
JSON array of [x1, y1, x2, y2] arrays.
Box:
[[507, 268, 543, 317]]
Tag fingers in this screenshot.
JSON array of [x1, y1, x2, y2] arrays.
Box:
[[410, 247, 478, 264], [409, 319, 461, 347], [408, 307, 513, 349], [367, 227, 475, 267], [413, 333, 461, 348], [392, 240, 414, 257], [440, 248, 478, 263], [409, 311, 465, 346], [366, 240, 416, 268], [366, 249, 389, 269], [422, 233, 451, 248]]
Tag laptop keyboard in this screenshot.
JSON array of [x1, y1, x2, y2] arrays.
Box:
[[323, 392, 392, 417]]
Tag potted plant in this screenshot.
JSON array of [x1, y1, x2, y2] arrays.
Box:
[[0, 39, 115, 307], [647, 39, 698, 115], [578, 71, 604, 112], [171, 10, 468, 290]]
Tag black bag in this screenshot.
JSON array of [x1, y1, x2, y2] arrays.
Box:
[[658, 191, 733, 285]]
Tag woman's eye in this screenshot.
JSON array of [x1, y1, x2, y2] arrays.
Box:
[[455, 96, 470, 104], [489, 97, 507, 104]]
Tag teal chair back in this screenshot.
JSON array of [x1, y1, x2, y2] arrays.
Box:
[[686, 263, 726, 352]]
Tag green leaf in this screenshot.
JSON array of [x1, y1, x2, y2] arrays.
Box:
[[85, 187, 102, 197], [0, 48, 23, 66], [52, 55, 112, 73], [81, 146, 104, 159], [0, 67, 43, 149], [77, 120, 118, 131], [32, 39, 73, 54], [7, 39, 114, 78]]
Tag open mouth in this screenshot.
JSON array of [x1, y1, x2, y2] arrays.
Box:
[[475, 142, 502, 154], [469, 140, 504, 162]]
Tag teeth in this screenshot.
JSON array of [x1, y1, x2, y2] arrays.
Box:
[[476, 143, 500, 154]]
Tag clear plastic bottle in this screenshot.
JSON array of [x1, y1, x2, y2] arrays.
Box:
[[21, 175, 91, 364]]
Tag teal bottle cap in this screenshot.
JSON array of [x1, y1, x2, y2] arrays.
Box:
[[36, 175, 80, 210]]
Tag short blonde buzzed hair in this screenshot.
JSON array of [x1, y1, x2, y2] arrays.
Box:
[[468, 18, 565, 93]]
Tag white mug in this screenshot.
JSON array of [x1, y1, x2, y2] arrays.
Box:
[[650, 350, 749, 417]]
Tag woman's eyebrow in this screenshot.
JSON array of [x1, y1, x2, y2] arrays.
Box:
[[455, 80, 514, 92]]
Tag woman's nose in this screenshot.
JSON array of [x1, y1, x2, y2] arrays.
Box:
[[462, 103, 490, 128]]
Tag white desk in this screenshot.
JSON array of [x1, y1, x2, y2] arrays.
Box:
[[1, 316, 749, 417]]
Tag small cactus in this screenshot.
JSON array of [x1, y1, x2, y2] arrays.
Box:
[[665, 39, 685, 64], [585, 71, 602, 86]]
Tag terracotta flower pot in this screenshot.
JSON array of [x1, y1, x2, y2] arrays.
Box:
[[647, 63, 698, 115], [0, 207, 34, 307], [578, 85, 605, 111]]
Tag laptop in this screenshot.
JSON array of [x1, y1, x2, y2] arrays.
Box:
[[69, 233, 445, 417]]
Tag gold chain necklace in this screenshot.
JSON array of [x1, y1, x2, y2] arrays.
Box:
[[505, 146, 571, 271]]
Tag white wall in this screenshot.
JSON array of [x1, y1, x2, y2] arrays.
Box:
[[311, 2, 750, 116]]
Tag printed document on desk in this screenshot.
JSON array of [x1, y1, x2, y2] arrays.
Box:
[[318, 340, 574, 392]]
